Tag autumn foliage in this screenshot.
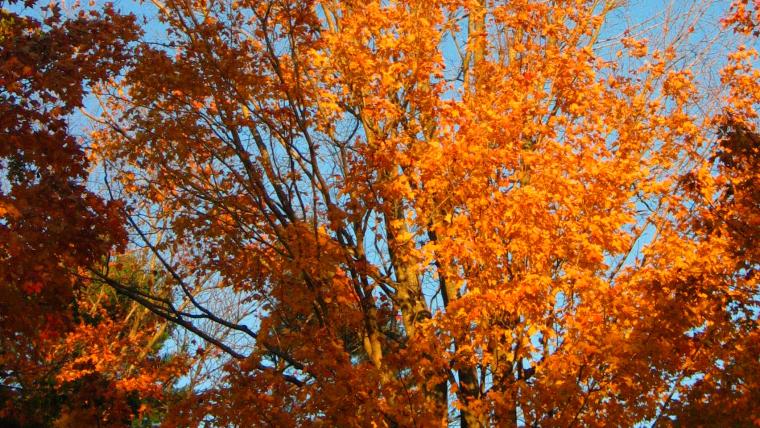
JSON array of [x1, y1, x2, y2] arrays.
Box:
[[1, 2, 178, 425], [2, 0, 759, 426]]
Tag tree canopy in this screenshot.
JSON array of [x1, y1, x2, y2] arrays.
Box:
[[1, 0, 759, 426]]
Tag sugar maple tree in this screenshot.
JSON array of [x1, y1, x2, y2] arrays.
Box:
[[0, 0, 132, 325], [3, 254, 187, 427], [4, 0, 759, 426], [0, 2, 185, 426]]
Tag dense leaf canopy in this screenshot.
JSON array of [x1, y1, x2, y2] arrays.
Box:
[[1, 0, 759, 426]]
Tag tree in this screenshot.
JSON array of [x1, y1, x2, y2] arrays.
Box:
[[669, 117, 760, 427], [7, 0, 759, 426], [0, 2, 165, 425], [1, 253, 186, 427], [0, 0, 134, 336]]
